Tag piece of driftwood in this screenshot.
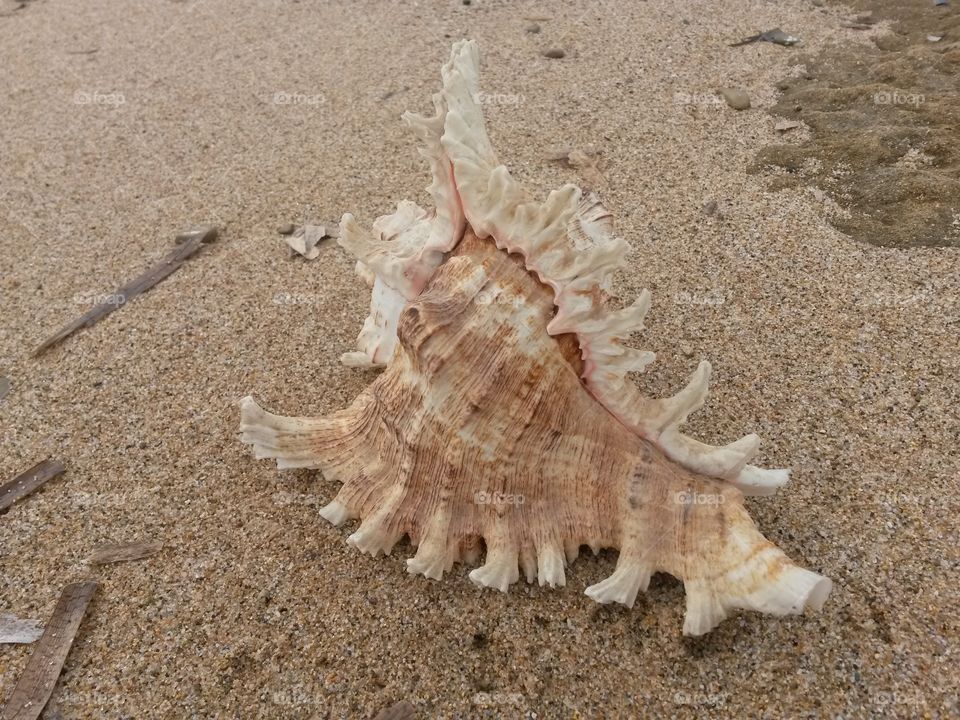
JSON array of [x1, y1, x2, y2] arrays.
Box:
[[1, 581, 98, 720], [33, 225, 217, 356], [89, 540, 163, 565], [0, 614, 43, 645], [0, 459, 65, 512], [373, 700, 415, 720]]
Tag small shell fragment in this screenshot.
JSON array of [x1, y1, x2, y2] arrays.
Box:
[[0, 614, 43, 644], [285, 224, 337, 260], [548, 147, 605, 186]]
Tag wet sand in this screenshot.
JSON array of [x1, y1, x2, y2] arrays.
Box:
[[756, 0, 960, 248]]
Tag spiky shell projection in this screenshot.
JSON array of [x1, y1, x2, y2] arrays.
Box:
[[240, 41, 831, 635]]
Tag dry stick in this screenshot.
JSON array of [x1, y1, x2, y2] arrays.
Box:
[[89, 540, 163, 565], [1, 581, 98, 720], [0, 459, 65, 512], [32, 225, 217, 357]]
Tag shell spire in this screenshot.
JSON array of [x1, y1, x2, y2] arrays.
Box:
[[239, 40, 831, 635]]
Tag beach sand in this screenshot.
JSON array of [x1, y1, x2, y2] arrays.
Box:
[[1, 0, 957, 717]]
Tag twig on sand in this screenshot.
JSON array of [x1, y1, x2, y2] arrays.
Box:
[[0, 459, 65, 512], [32, 225, 218, 356], [89, 541, 163, 565], [1, 581, 98, 720]]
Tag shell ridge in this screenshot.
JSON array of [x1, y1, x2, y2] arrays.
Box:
[[239, 41, 831, 636], [432, 42, 787, 494]]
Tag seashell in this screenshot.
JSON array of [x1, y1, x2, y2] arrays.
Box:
[[240, 41, 831, 635]]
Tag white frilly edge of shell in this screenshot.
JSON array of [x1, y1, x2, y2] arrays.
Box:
[[333, 40, 789, 498], [583, 549, 832, 637], [336, 50, 467, 368]]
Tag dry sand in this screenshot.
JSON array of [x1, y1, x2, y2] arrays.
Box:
[[1, 0, 957, 718]]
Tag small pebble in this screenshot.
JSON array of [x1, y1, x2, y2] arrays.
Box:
[[474, 676, 494, 692], [775, 119, 802, 132], [542, 48, 566, 59], [718, 88, 751, 110], [277, 223, 296, 235], [525, 23, 541, 34]]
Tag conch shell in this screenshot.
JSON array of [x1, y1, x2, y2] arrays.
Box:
[[240, 41, 831, 635]]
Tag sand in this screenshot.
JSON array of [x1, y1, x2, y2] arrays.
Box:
[[757, 0, 960, 249], [1, 0, 957, 718]]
